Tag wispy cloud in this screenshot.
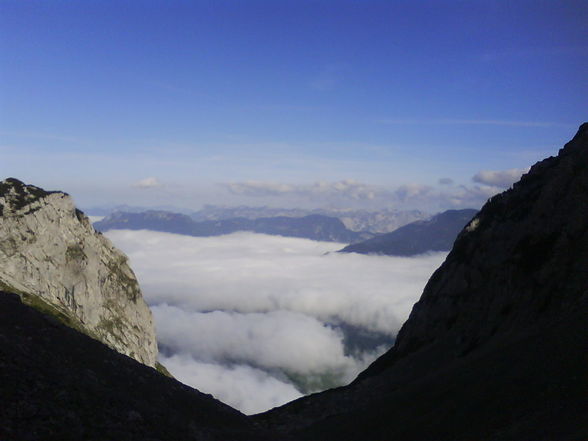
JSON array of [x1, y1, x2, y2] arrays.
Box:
[[220, 179, 505, 210], [472, 168, 529, 188], [223, 179, 381, 201], [133, 177, 162, 189], [375, 118, 574, 128]]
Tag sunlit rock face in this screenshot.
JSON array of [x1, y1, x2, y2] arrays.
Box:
[[0, 178, 158, 367]]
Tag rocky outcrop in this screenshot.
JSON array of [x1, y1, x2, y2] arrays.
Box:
[[339, 208, 478, 256], [255, 124, 588, 440], [0, 178, 158, 367]]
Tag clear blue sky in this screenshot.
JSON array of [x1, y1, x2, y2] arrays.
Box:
[[1, 0, 586, 211]]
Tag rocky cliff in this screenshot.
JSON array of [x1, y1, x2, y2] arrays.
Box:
[[0, 178, 158, 367], [255, 124, 588, 440]]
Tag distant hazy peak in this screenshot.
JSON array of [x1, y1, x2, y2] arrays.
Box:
[[340, 208, 478, 256]]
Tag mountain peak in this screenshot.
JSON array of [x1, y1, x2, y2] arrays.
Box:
[[0, 177, 61, 215]]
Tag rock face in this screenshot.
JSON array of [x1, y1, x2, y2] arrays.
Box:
[[0, 178, 158, 367], [339, 208, 478, 256], [255, 124, 588, 440]]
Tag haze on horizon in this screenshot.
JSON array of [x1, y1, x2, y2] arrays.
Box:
[[1, 1, 586, 212]]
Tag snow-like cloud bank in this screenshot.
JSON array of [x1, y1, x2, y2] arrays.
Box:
[[472, 168, 529, 187], [133, 177, 162, 189], [224, 179, 380, 201], [160, 355, 303, 415], [106, 230, 446, 414], [220, 178, 515, 211], [155, 306, 353, 373]]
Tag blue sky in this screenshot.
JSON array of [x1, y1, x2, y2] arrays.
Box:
[[1, 0, 586, 211]]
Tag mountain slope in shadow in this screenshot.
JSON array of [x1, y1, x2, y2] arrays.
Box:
[[0, 291, 278, 441], [254, 124, 588, 440]]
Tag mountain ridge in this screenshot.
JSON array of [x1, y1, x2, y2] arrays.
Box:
[[339, 208, 478, 256], [86, 205, 428, 234], [95, 211, 373, 243]]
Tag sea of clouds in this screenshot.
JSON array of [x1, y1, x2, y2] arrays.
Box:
[[106, 230, 447, 414]]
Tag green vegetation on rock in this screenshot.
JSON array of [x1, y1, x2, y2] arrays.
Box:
[[66, 244, 86, 261], [0, 281, 97, 341], [286, 370, 345, 394], [155, 362, 175, 378]]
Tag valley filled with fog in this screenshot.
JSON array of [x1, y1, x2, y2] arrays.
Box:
[[106, 230, 446, 414]]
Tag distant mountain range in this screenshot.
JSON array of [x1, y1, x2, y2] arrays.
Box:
[[94, 208, 478, 251], [339, 209, 478, 256], [94, 211, 372, 243], [190, 206, 428, 233], [86, 205, 428, 234]]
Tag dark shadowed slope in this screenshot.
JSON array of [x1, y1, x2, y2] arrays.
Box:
[[339, 208, 477, 256], [255, 124, 588, 440], [0, 291, 277, 441]]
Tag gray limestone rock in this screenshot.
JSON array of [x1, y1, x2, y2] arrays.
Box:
[[0, 178, 158, 367]]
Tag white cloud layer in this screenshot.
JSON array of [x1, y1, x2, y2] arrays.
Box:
[[472, 168, 529, 187], [133, 176, 161, 188], [224, 179, 381, 202], [106, 230, 446, 414], [160, 354, 303, 415], [154, 306, 356, 374]]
